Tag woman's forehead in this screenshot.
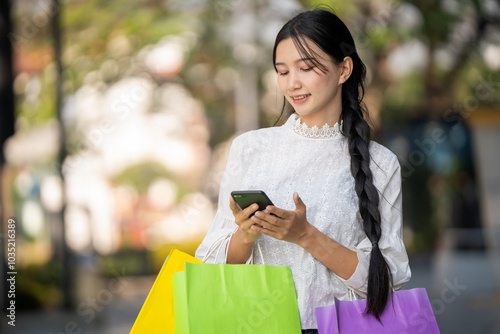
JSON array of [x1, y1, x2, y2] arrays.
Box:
[[275, 37, 332, 65]]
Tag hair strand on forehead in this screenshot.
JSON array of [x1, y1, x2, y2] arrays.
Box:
[[291, 33, 329, 73]]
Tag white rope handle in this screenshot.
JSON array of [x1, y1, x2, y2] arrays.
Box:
[[202, 234, 225, 262], [246, 239, 265, 265], [347, 288, 356, 301], [256, 241, 265, 264], [217, 229, 236, 263], [203, 227, 265, 265], [345, 285, 394, 301], [202, 227, 237, 263]]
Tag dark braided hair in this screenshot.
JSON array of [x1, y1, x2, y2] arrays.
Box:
[[272, 9, 392, 321]]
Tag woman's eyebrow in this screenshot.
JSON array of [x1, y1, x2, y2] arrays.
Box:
[[275, 57, 316, 67]]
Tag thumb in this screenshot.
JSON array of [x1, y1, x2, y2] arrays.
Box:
[[293, 192, 306, 211]]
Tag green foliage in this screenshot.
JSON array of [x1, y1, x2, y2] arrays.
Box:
[[15, 260, 64, 310], [383, 72, 426, 122], [296, 0, 356, 14], [12, 0, 200, 129]]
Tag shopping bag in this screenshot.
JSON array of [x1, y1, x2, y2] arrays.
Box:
[[130, 248, 203, 334], [316, 288, 440, 334], [173, 263, 302, 334], [173, 271, 189, 334]]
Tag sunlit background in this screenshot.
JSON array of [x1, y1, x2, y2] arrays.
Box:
[[1, 0, 500, 333]]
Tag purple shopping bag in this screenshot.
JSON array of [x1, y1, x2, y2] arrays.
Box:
[[316, 288, 440, 334]]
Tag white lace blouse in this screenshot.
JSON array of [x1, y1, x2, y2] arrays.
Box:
[[195, 113, 411, 329]]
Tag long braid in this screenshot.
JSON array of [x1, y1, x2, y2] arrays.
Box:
[[341, 75, 391, 321]]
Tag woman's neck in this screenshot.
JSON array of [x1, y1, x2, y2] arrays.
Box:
[[296, 111, 341, 128]]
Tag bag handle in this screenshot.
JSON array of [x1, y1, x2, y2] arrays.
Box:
[[345, 285, 396, 301], [245, 239, 265, 264], [256, 241, 265, 264], [203, 227, 265, 265], [202, 227, 238, 263]]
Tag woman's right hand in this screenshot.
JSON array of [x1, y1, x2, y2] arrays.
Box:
[[229, 197, 262, 244]]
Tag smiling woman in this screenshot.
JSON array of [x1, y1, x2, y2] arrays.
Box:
[[196, 9, 411, 332]]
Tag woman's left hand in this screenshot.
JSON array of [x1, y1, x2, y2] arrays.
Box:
[[250, 192, 312, 245]]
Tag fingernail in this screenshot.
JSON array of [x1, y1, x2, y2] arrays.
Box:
[[255, 211, 262, 217], [252, 216, 259, 222]]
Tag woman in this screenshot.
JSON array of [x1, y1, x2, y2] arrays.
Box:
[[196, 9, 411, 333]]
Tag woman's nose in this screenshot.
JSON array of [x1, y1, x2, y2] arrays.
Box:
[[288, 71, 301, 90]]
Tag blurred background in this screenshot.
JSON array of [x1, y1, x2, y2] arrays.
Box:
[[1, 0, 499, 333]]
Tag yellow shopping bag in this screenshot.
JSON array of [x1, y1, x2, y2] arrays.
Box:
[[130, 248, 203, 333]]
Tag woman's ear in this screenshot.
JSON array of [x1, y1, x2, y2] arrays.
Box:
[[338, 57, 353, 84]]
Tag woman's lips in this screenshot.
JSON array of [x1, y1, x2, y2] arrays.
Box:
[[291, 94, 311, 103]]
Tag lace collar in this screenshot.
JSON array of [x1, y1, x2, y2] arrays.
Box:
[[284, 113, 344, 139]]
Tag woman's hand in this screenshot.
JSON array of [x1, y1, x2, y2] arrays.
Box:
[[229, 196, 262, 244], [250, 192, 313, 245], [231, 192, 358, 278]]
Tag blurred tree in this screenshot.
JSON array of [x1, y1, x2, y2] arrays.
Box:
[[299, 0, 500, 119], [9, 0, 197, 310], [51, 0, 73, 309]]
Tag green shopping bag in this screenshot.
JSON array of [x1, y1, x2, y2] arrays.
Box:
[[173, 263, 302, 334]]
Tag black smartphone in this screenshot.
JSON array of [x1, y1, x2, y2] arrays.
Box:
[[231, 190, 274, 213]]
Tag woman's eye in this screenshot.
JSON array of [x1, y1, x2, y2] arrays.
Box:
[[302, 67, 314, 72], [278, 71, 288, 76]]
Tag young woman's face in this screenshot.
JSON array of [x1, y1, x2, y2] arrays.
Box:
[[275, 37, 345, 124]]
